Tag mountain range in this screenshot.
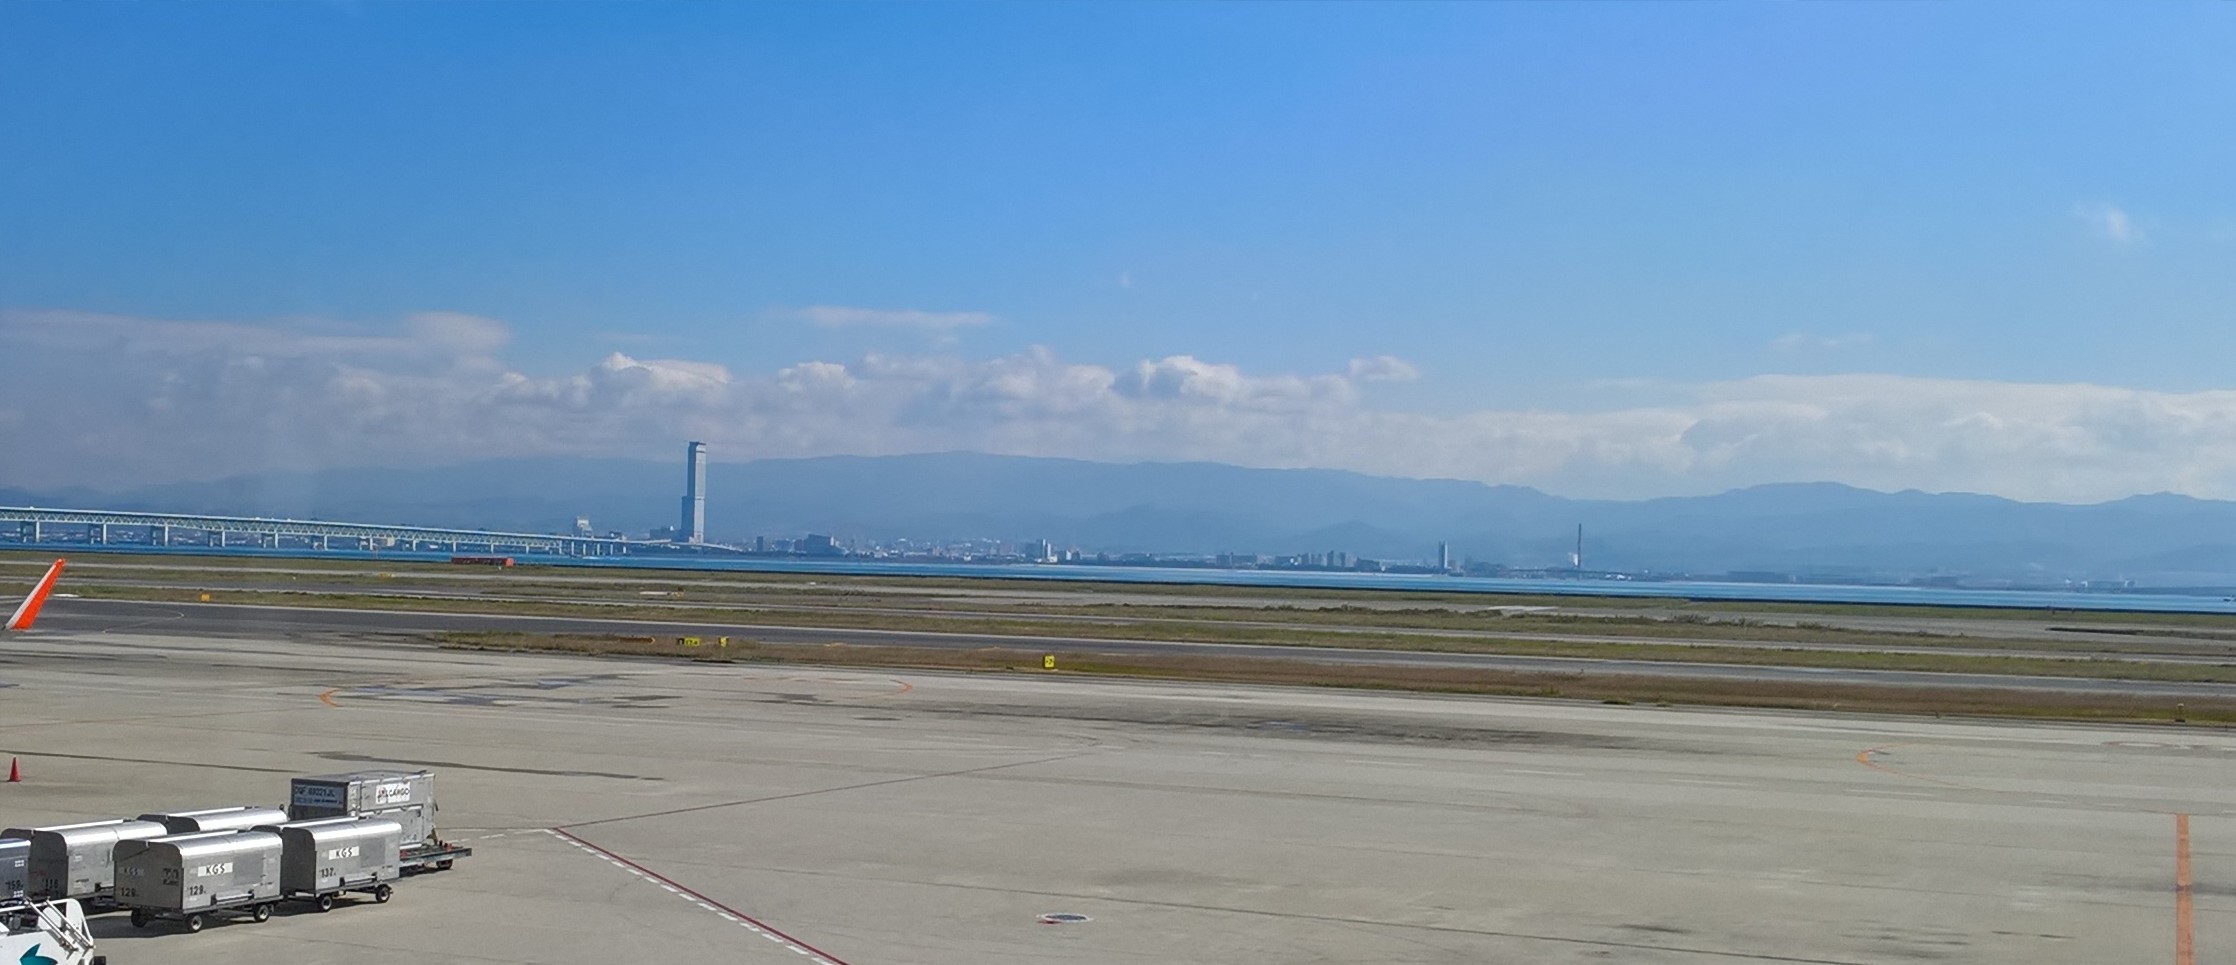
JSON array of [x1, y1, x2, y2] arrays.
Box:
[[8, 452, 2236, 584]]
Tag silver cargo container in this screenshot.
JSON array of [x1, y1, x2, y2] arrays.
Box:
[[1, 820, 168, 900], [288, 771, 435, 848], [264, 818, 400, 907], [138, 807, 291, 836], [113, 831, 281, 928], [0, 837, 25, 901]]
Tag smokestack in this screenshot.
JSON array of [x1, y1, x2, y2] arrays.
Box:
[[1571, 524, 1583, 570]]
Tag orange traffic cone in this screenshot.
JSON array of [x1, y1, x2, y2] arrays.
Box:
[[5, 758, 17, 783]]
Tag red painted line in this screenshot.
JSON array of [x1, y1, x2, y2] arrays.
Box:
[[548, 827, 856, 965], [2176, 813, 2195, 965]]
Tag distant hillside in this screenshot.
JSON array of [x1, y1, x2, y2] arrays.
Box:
[[9, 452, 2236, 584]]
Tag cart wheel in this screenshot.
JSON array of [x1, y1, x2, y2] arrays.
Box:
[[184, 913, 206, 933], [316, 892, 336, 912], [435, 859, 453, 871], [374, 883, 393, 903], [252, 902, 273, 923], [129, 909, 148, 928]]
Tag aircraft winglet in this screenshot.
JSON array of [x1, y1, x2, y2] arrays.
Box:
[[5, 559, 66, 631]]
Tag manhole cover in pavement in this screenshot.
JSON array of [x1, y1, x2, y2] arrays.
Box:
[[1038, 913, 1092, 925]]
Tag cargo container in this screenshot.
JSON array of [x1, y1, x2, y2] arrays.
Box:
[[2, 821, 168, 901], [113, 831, 281, 932], [287, 770, 470, 872], [288, 770, 433, 843], [139, 807, 291, 836], [261, 818, 400, 911], [0, 838, 26, 901]]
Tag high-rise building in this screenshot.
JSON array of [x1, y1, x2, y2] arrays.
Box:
[[679, 441, 707, 544], [1438, 541, 1452, 571]]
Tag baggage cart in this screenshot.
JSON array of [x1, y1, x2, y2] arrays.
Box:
[[140, 806, 291, 836], [289, 769, 471, 872], [0, 838, 26, 902], [262, 817, 401, 911], [2, 821, 168, 903], [113, 831, 282, 933]]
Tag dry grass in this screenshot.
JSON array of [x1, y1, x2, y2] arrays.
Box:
[[438, 631, 2236, 726], [66, 582, 2236, 682]]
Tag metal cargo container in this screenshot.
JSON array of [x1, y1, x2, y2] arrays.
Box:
[[0, 837, 26, 901], [138, 807, 291, 836], [288, 771, 435, 848], [2, 821, 168, 900], [264, 818, 400, 908], [113, 831, 281, 929]]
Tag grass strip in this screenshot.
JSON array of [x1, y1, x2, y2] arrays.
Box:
[[437, 631, 2236, 726], [75, 584, 2236, 682], [17, 547, 2236, 627]]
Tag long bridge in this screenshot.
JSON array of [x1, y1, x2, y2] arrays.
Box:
[[0, 506, 634, 558]]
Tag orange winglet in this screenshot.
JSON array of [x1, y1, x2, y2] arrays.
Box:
[[5, 559, 66, 630]]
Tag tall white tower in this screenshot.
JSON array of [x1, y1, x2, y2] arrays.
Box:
[[679, 441, 707, 543]]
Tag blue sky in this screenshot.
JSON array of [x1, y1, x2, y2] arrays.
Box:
[[3, 3, 2235, 498]]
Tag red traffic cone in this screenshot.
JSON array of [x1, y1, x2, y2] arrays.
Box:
[[5, 758, 17, 783]]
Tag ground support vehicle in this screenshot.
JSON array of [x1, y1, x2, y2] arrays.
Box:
[[1, 838, 25, 902], [113, 831, 282, 933], [399, 839, 474, 875], [264, 817, 402, 911], [0, 898, 105, 965], [3, 821, 167, 905], [140, 806, 290, 835], [289, 770, 471, 873]]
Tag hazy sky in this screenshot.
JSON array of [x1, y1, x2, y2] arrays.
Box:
[[4, 3, 2234, 500]]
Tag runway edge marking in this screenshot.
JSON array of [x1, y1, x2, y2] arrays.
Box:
[[545, 828, 856, 965]]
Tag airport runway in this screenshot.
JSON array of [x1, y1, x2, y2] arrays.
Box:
[[34, 595, 2236, 698], [46, 576, 2236, 666], [21, 555, 2236, 648], [0, 623, 2228, 963]]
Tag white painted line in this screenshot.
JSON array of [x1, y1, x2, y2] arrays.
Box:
[[1670, 778, 1751, 788], [1507, 769, 1584, 778]]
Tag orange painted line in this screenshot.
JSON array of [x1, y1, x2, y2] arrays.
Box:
[[2177, 813, 2195, 965], [318, 688, 341, 708], [1853, 743, 1974, 790]]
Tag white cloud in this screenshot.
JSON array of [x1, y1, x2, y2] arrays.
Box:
[[795, 305, 994, 332], [2073, 202, 2144, 246], [1348, 355, 1421, 382], [10, 308, 2236, 503]]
